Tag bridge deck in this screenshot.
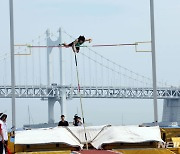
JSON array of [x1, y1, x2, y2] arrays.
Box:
[[0, 85, 179, 99]]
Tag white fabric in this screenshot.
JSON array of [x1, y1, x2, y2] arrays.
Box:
[[15, 125, 163, 149], [0, 120, 8, 141], [15, 127, 83, 148], [91, 125, 163, 149], [68, 125, 109, 143]]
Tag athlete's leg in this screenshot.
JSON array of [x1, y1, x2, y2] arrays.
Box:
[[0, 141, 3, 154], [4, 141, 8, 154], [76, 47, 80, 53]]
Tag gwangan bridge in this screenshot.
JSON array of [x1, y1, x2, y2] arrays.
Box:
[[1, 28, 180, 126]]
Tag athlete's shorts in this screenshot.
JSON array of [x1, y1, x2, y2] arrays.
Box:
[[68, 42, 80, 51]]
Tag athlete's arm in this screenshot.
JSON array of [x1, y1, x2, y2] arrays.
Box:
[[61, 43, 69, 47], [85, 38, 92, 43]]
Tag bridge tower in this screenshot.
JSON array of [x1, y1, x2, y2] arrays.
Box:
[[46, 28, 66, 124], [162, 99, 180, 126]]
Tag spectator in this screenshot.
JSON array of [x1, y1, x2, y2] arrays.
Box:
[[58, 115, 69, 126], [0, 113, 8, 154], [73, 114, 78, 126], [0, 113, 3, 154], [77, 117, 82, 126], [73, 114, 82, 126]]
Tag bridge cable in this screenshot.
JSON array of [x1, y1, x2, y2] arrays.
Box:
[[13, 38, 163, 86], [25, 47, 28, 85], [38, 36, 42, 84], [82, 47, 86, 86], [89, 50, 91, 86], [18, 52, 20, 84], [70, 49, 73, 85], [3, 57, 6, 85], [101, 56, 103, 86], [74, 52, 88, 149], [32, 40, 35, 85]]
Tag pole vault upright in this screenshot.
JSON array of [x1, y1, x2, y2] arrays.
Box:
[[150, 0, 158, 125], [9, 0, 16, 130], [46, 28, 66, 123]]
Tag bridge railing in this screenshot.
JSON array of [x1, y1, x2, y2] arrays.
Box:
[[0, 85, 180, 99]]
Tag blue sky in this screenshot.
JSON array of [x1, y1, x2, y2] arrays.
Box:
[[1, 0, 180, 128]]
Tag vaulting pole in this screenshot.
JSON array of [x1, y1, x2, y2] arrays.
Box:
[[150, 0, 158, 125], [9, 0, 16, 130], [74, 52, 88, 149]]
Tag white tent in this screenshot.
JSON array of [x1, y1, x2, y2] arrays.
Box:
[[15, 127, 83, 148], [15, 125, 163, 149], [91, 125, 163, 149]]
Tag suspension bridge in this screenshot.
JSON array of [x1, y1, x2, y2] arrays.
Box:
[[1, 28, 180, 125]]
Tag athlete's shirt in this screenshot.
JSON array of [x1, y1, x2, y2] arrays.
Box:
[[0, 120, 8, 141]]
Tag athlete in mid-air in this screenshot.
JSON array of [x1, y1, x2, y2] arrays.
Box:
[[61, 36, 92, 53]]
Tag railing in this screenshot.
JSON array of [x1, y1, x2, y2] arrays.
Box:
[[0, 85, 180, 99]]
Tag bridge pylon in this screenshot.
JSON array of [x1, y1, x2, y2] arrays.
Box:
[[48, 98, 56, 124], [46, 28, 66, 124], [162, 98, 180, 126]]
